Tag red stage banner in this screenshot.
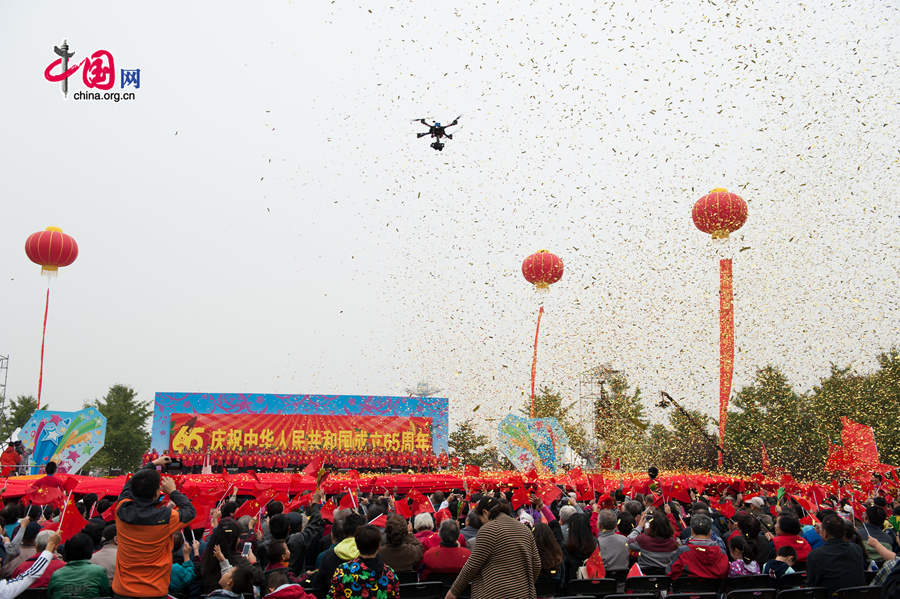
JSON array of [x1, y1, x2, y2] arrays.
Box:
[[169, 413, 433, 454]]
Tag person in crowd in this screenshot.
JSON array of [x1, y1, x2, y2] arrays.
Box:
[[0, 531, 61, 599], [328, 525, 399, 599], [460, 510, 481, 549], [1, 516, 40, 578], [532, 522, 563, 591], [257, 513, 290, 569], [447, 495, 541, 599], [265, 541, 303, 583], [169, 534, 200, 598], [733, 511, 772, 565], [200, 518, 260, 594], [286, 490, 324, 575], [596, 508, 629, 575], [311, 512, 364, 597], [668, 514, 729, 580], [0, 442, 20, 477], [858, 505, 898, 565], [10, 530, 66, 597], [563, 512, 598, 584], [47, 532, 111, 599], [264, 570, 315, 599], [207, 564, 255, 598], [771, 514, 811, 564], [627, 507, 679, 574], [112, 454, 196, 599], [558, 504, 577, 541], [806, 515, 866, 594], [762, 545, 797, 578], [728, 535, 760, 576], [378, 513, 424, 574], [421, 519, 471, 581], [866, 535, 899, 587], [89, 523, 117, 585], [413, 512, 440, 550]]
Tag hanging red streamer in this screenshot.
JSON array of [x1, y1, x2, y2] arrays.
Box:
[[529, 305, 544, 418], [718, 259, 734, 468]]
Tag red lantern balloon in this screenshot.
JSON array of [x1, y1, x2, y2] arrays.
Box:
[[25, 226, 78, 274], [692, 188, 748, 239], [522, 250, 564, 289]]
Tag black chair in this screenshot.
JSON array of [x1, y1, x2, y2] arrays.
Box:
[[606, 594, 657, 599], [399, 581, 446, 599], [565, 578, 618, 598], [778, 573, 807, 589], [397, 569, 420, 584], [18, 589, 48, 599], [671, 577, 723, 594], [835, 586, 882, 599], [536, 579, 563, 597], [607, 569, 628, 583], [776, 587, 830, 599], [668, 593, 718, 599], [728, 576, 778, 591], [625, 575, 672, 596], [727, 589, 778, 599], [425, 571, 460, 588]]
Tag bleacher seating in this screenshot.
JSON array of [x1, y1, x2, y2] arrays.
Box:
[[625, 574, 672, 596], [671, 577, 724, 594], [726, 589, 778, 599], [775, 587, 830, 599], [835, 586, 882, 599]]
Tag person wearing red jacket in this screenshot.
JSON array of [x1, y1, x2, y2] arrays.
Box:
[[667, 514, 729, 580], [420, 519, 472, 581], [771, 514, 811, 563]]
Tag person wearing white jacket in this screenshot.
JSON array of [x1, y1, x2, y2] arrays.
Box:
[[0, 531, 60, 599]]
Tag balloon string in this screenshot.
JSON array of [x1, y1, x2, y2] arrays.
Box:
[[37, 285, 50, 409], [530, 305, 544, 418]]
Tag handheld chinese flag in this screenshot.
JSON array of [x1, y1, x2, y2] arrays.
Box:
[[320, 499, 336, 522], [100, 502, 116, 522], [434, 507, 453, 525], [512, 487, 531, 510], [626, 562, 643, 578], [368, 514, 387, 527], [303, 454, 325, 477], [394, 498, 413, 519], [43, 500, 89, 543], [717, 500, 736, 519], [339, 492, 357, 510], [23, 483, 64, 508], [539, 483, 562, 505], [584, 546, 606, 579]]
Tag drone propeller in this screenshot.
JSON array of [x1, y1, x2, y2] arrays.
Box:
[[410, 117, 433, 123]]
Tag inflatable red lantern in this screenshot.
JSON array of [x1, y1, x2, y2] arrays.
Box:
[[521, 250, 564, 289]]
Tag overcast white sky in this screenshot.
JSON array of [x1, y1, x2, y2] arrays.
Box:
[[1, 1, 897, 440]]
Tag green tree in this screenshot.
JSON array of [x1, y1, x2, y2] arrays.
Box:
[[448, 419, 492, 466], [648, 407, 718, 471], [724, 366, 821, 478], [0, 395, 42, 441], [593, 372, 648, 470], [523, 386, 589, 457], [83, 385, 151, 474]]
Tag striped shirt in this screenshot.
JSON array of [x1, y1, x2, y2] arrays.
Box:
[[0, 549, 52, 599], [450, 513, 541, 599]]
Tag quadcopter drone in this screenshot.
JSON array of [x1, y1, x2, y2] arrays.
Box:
[[414, 116, 461, 151]]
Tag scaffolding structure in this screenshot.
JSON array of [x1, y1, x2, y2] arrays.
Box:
[[576, 364, 621, 464]]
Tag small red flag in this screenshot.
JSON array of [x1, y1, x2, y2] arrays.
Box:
[[368, 514, 387, 527], [394, 498, 412, 519], [626, 562, 643, 578], [512, 487, 531, 510], [434, 507, 453, 525], [539, 483, 562, 505], [584, 546, 606, 579], [303, 454, 325, 477], [320, 499, 336, 522], [339, 492, 356, 510]]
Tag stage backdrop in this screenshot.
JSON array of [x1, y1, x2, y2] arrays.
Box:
[[152, 393, 449, 454]]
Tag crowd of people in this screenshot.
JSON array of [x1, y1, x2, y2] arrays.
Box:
[[0, 458, 895, 599], [141, 448, 458, 474]]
